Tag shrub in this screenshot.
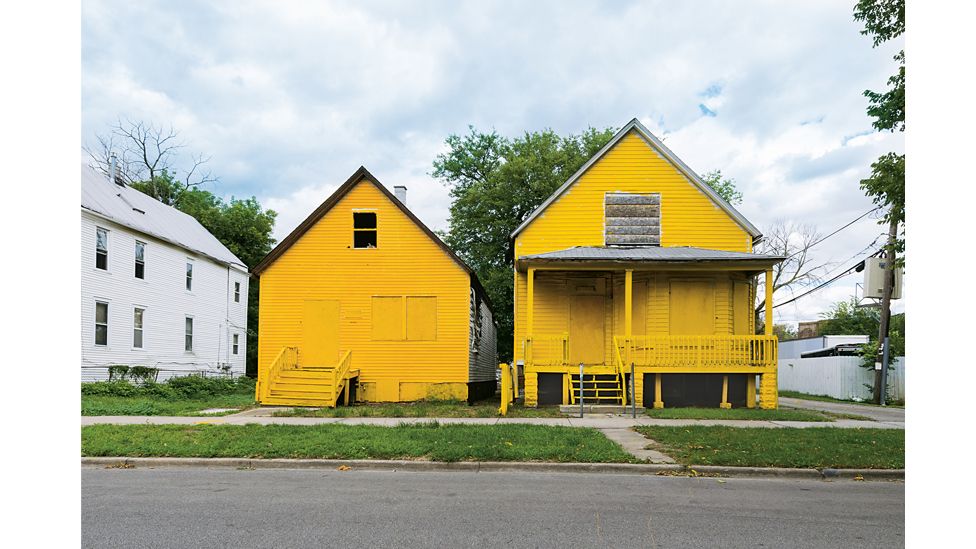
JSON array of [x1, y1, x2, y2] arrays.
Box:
[[82, 374, 255, 400]]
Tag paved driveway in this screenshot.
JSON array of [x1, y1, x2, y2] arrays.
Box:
[[779, 397, 905, 424]]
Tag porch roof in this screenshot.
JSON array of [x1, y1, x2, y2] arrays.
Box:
[[516, 246, 784, 272]]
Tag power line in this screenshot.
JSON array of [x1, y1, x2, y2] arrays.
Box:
[[779, 206, 881, 260], [772, 247, 884, 309]]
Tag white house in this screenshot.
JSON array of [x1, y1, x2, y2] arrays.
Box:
[[81, 164, 249, 381]]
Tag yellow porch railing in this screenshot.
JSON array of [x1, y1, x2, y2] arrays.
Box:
[[257, 346, 299, 402], [615, 335, 777, 369], [332, 350, 353, 405], [524, 333, 569, 366]]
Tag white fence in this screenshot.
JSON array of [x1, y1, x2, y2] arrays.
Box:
[[777, 356, 905, 402]]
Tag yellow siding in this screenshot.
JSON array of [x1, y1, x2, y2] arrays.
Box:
[[515, 131, 752, 258], [258, 181, 471, 402], [515, 271, 746, 364]]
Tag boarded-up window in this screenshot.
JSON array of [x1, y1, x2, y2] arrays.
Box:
[[371, 296, 403, 340], [605, 192, 660, 245], [406, 297, 437, 341]]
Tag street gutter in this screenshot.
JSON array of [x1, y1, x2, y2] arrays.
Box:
[[81, 457, 904, 481]]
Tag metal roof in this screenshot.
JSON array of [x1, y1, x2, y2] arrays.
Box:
[[519, 246, 784, 262], [510, 118, 763, 240], [80, 164, 247, 269]]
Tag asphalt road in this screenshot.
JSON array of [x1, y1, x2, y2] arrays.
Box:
[[82, 467, 904, 548]]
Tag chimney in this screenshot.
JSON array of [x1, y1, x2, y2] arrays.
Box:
[[394, 185, 407, 205], [109, 153, 123, 187]]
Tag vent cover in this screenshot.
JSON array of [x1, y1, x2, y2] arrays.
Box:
[[604, 192, 660, 245]]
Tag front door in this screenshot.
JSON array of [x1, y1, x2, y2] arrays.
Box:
[[669, 280, 715, 335], [570, 295, 605, 365], [302, 300, 340, 366]]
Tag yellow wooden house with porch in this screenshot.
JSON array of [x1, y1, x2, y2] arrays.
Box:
[[513, 119, 783, 409], [252, 167, 497, 407]]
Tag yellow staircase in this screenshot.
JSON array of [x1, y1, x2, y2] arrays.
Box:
[[258, 347, 358, 407], [569, 373, 626, 405]]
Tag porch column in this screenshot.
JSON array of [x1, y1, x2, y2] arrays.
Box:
[[527, 268, 535, 363], [764, 269, 773, 336], [625, 269, 633, 366]]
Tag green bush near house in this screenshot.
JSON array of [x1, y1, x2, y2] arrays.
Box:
[[82, 375, 256, 416]]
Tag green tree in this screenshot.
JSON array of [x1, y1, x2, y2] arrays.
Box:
[[433, 126, 617, 361], [819, 298, 905, 356], [700, 169, 743, 206], [855, 0, 905, 259], [132, 171, 277, 376]]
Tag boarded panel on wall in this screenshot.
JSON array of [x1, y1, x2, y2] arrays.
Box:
[[605, 192, 661, 245], [371, 296, 403, 340], [733, 280, 750, 335], [669, 280, 714, 335], [302, 300, 340, 365], [406, 296, 437, 341], [570, 295, 605, 364]]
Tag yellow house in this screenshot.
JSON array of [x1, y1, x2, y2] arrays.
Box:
[[252, 167, 497, 407], [513, 119, 784, 409]]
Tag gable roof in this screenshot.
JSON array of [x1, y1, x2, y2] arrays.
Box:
[[251, 167, 489, 304], [510, 118, 763, 241], [80, 164, 247, 269]]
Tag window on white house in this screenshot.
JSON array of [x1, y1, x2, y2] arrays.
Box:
[[185, 317, 193, 352], [133, 307, 145, 348], [232, 333, 239, 355], [185, 262, 193, 291], [234, 282, 240, 302], [95, 302, 108, 345], [135, 241, 146, 279], [353, 212, 377, 248], [96, 228, 108, 270]]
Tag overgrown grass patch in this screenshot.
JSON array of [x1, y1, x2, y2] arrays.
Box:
[[644, 407, 831, 421], [779, 390, 905, 408], [636, 426, 904, 469], [82, 376, 256, 416], [273, 399, 564, 418], [81, 423, 636, 463]]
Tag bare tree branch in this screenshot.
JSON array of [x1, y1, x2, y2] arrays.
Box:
[[755, 220, 831, 319]]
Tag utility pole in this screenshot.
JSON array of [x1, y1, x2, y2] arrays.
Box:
[[873, 214, 899, 405]]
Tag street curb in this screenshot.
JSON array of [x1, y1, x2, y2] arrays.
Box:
[[80, 457, 904, 480]]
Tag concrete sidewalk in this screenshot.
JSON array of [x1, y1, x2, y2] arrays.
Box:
[[779, 397, 905, 424], [81, 414, 904, 429]]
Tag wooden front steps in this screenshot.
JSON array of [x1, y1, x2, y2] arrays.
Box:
[[570, 374, 625, 405], [262, 366, 359, 407]]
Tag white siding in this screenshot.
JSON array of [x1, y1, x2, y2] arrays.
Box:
[[467, 289, 498, 383], [777, 355, 905, 402], [81, 211, 249, 381]]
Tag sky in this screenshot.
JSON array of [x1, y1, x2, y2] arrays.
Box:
[[80, 0, 905, 326]]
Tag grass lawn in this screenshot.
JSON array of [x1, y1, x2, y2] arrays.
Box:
[[82, 377, 258, 416], [779, 390, 905, 408], [82, 394, 256, 416], [272, 399, 564, 418], [81, 423, 636, 463], [644, 407, 831, 421], [636, 426, 904, 469]]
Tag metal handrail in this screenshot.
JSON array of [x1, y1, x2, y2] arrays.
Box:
[[613, 337, 627, 407]]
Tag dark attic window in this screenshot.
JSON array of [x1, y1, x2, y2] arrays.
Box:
[[353, 212, 377, 248]]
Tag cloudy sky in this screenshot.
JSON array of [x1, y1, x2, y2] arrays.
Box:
[[81, 0, 905, 326]]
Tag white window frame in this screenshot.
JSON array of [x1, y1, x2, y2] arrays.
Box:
[[184, 316, 194, 353], [185, 260, 194, 292], [135, 241, 146, 279], [94, 301, 109, 346], [232, 333, 239, 355], [132, 306, 145, 349], [95, 227, 109, 270], [234, 281, 240, 303]]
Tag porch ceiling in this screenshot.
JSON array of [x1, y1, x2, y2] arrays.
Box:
[[516, 246, 784, 272]]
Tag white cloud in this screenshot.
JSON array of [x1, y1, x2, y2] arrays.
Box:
[[82, 0, 904, 321]]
